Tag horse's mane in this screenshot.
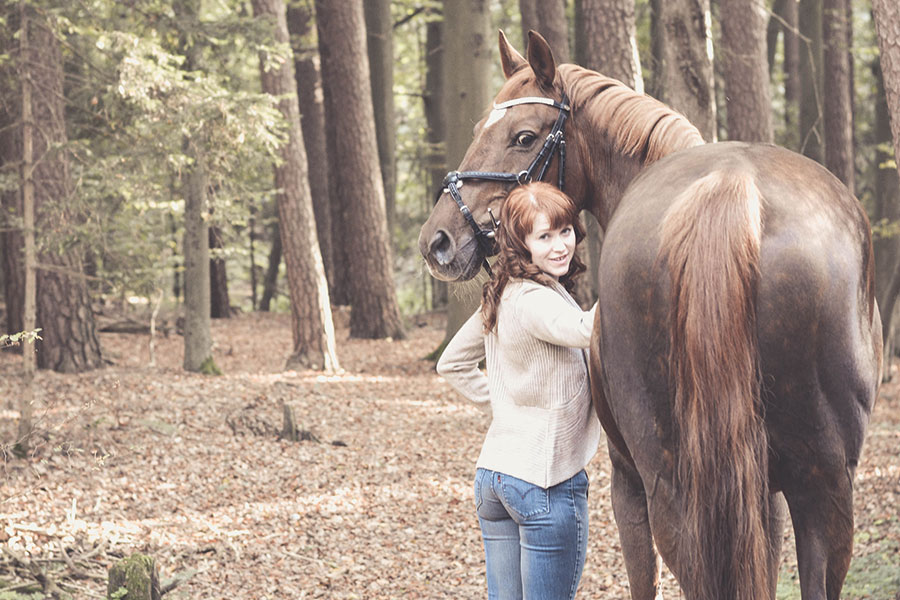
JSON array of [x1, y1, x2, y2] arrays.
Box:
[[559, 64, 705, 163]]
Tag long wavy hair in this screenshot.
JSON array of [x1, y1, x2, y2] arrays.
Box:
[[482, 182, 586, 332]]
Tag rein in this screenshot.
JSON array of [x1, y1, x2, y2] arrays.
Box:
[[437, 94, 571, 278]]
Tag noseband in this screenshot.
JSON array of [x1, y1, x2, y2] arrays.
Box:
[[437, 94, 571, 277]]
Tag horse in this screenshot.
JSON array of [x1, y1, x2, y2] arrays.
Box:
[[418, 31, 882, 600]]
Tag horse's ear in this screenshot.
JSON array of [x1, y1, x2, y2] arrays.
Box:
[[499, 30, 527, 79], [526, 30, 556, 90]]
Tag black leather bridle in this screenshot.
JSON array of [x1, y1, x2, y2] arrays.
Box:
[[437, 93, 571, 277]]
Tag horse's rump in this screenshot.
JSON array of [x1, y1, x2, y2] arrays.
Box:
[[656, 167, 770, 599]]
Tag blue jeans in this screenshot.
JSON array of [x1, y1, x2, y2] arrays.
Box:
[[473, 468, 590, 600]]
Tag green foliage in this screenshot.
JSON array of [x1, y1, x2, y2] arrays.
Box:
[[109, 587, 128, 600], [0, 329, 42, 348], [0, 0, 289, 305]]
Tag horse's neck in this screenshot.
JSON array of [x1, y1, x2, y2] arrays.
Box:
[[563, 66, 704, 229]]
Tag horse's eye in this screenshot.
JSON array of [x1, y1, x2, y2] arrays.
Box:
[[514, 131, 537, 147]]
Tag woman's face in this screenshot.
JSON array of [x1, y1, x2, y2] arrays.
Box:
[[523, 212, 576, 280]]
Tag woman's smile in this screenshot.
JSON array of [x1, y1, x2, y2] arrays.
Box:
[[524, 213, 576, 279]]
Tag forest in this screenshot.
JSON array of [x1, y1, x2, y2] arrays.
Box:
[[1, 0, 899, 598]]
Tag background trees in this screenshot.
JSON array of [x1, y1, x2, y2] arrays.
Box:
[[0, 0, 898, 380]]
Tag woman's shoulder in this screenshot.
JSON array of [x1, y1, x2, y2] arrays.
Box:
[[502, 278, 545, 300]]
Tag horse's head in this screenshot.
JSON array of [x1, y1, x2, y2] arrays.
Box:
[[418, 30, 573, 282]]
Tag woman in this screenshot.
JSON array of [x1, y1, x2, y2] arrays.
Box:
[[437, 182, 601, 600]]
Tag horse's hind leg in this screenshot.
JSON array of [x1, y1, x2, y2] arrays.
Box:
[[782, 462, 856, 600], [765, 492, 789, 598], [609, 447, 661, 600]]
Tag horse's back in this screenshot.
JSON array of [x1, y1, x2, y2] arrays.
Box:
[[597, 141, 882, 483]]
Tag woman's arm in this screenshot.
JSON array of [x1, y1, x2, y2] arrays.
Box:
[[435, 309, 490, 405], [515, 286, 596, 348]]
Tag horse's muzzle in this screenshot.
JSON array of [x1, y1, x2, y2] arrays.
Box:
[[418, 228, 483, 282]]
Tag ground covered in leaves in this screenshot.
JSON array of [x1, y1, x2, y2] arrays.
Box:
[[1, 310, 898, 599]]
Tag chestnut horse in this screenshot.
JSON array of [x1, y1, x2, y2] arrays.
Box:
[[418, 31, 882, 600]]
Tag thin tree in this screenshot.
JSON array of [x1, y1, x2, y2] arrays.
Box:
[[872, 0, 900, 364], [259, 213, 282, 312], [799, 0, 824, 161], [653, 0, 716, 141], [872, 59, 900, 371], [178, 9, 216, 373], [365, 0, 397, 233], [16, 0, 35, 454], [719, 0, 773, 142], [0, 90, 24, 340], [823, 0, 855, 191], [209, 225, 231, 318], [769, 0, 801, 150], [182, 148, 214, 372], [287, 0, 333, 287], [315, 0, 404, 340], [253, 0, 339, 370], [423, 7, 448, 308]]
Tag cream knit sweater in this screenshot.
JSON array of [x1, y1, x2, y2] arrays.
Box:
[[437, 278, 601, 488]]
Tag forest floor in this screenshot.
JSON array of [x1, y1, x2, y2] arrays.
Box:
[[0, 309, 898, 599]]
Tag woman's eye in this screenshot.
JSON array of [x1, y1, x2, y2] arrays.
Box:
[[514, 131, 536, 146]]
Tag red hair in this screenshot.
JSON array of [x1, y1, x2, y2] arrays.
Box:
[[482, 182, 586, 332]]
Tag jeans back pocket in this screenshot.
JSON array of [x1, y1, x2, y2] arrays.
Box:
[[499, 473, 550, 520]]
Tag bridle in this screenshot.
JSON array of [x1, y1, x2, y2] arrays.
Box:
[[437, 93, 571, 277]]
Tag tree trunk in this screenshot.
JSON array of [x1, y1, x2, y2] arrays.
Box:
[[316, 0, 403, 340], [16, 0, 34, 454], [248, 204, 258, 310], [519, 0, 539, 45], [719, 0, 772, 142], [799, 0, 824, 162], [259, 219, 282, 312], [441, 0, 493, 343], [778, 0, 801, 150], [575, 0, 643, 91], [654, 0, 716, 141], [823, 0, 855, 191], [872, 59, 900, 371], [534, 0, 570, 64], [27, 10, 102, 373], [254, 0, 339, 370], [0, 118, 23, 340], [182, 155, 215, 372], [107, 553, 161, 600], [287, 1, 334, 289], [574, 0, 640, 301], [424, 9, 448, 309], [872, 0, 900, 367], [209, 226, 231, 318], [364, 0, 397, 233]]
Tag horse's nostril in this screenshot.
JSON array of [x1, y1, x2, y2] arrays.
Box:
[[430, 230, 454, 266]]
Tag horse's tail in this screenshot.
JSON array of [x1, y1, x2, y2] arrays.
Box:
[[659, 169, 770, 600]]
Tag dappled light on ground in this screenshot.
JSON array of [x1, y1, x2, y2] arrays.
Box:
[[1, 311, 897, 598]]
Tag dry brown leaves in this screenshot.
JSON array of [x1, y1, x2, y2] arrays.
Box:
[[0, 309, 898, 599]]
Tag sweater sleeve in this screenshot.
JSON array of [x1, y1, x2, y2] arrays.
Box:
[[435, 309, 490, 405], [515, 286, 597, 348]]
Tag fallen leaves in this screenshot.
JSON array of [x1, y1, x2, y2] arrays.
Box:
[[0, 310, 897, 598]]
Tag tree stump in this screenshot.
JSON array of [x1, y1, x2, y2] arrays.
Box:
[[107, 553, 160, 600], [281, 403, 319, 442]]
